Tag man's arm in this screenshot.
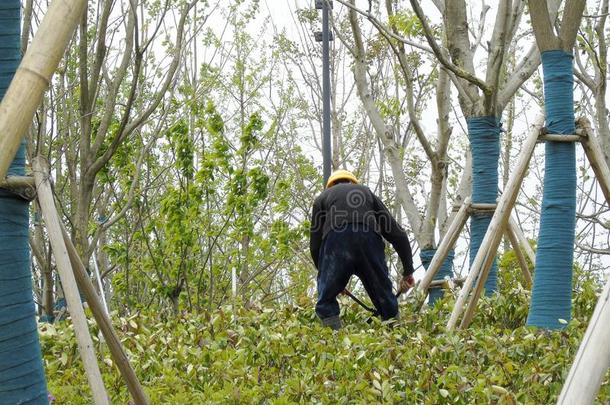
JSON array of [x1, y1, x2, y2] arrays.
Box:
[[372, 194, 415, 276], [309, 196, 325, 269]]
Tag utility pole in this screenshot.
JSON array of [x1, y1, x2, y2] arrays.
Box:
[[315, 0, 333, 186]]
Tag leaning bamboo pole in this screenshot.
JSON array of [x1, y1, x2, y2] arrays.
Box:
[[508, 216, 536, 265], [458, 116, 545, 329], [447, 114, 544, 330], [0, 175, 34, 188], [33, 157, 109, 405], [557, 277, 610, 404], [416, 197, 471, 295], [579, 118, 610, 204], [505, 225, 532, 288], [61, 225, 150, 405], [556, 119, 610, 403], [0, 0, 87, 180]]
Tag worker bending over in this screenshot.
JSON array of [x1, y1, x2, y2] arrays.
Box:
[[310, 170, 415, 330]]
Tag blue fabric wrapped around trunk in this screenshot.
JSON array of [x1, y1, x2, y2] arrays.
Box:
[[0, 2, 49, 403], [467, 116, 501, 295], [527, 50, 577, 330], [420, 249, 454, 305]]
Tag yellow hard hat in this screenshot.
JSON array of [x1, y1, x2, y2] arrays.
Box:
[[326, 169, 358, 188]]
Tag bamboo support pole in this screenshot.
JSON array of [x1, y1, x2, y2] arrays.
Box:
[[416, 197, 471, 296], [33, 157, 109, 405], [458, 118, 545, 329], [579, 118, 610, 204], [557, 277, 610, 404], [428, 280, 449, 289], [428, 278, 465, 289], [509, 216, 536, 265], [0, 175, 34, 188], [447, 114, 544, 330], [91, 251, 110, 315], [574, 123, 610, 401], [0, 0, 87, 180], [538, 134, 582, 143], [505, 225, 532, 288], [469, 203, 497, 213], [0, 175, 36, 199], [459, 226, 510, 329], [61, 226, 150, 405]]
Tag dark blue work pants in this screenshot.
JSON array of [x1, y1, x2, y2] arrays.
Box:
[[316, 224, 398, 320]]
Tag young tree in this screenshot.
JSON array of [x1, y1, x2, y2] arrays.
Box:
[[0, 2, 47, 402], [343, 0, 464, 302], [405, 0, 560, 294], [526, 0, 586, 329]]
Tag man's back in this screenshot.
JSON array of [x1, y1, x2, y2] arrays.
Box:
[[308, 170, 416, 329], [312, 183, 378, 239]]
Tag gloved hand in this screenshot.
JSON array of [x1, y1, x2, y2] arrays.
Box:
[[399, 274, 415, 294]]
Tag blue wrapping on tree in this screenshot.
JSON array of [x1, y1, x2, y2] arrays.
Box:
[[0, 1, 49, 403], [420, 249, 454, 305], [467, 116, 501, 295], [527, 50, 577, 330]]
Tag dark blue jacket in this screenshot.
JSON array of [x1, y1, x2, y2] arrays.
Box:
[[310, 183, 414, 275]]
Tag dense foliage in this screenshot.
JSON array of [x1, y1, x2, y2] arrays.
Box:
[[16, 1, 610, 403], [40, 261, 609, 404]]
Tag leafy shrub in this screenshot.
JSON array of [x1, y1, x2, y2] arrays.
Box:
[[40, 261, 609, 403]]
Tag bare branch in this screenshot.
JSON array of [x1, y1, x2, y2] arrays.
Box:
[[408, 0, 490, 97], [498, 0, 562, 108], [334, 0, 433, 54], [348, 0, 424, 237], [90, 8, 136, 160], [528, 0, 562, 51], [498, 44, 540, 109], [560, 0, 587, 51], [89, 1, 197, 178], [484, 0, 512, 114], [575, 242, 610, 255], [470, 4, 491, 53], [88, 0, 113, 109], [384, 0, 436, 162]]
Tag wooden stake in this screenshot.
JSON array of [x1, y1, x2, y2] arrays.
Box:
[[469, 203, 497, 213], [505, 225, 533, 288], [33, 157, 109, 405], [579, 118, 610, 204], [557, 277, 610, 404], [61, 225, 151, 405], [0, 175, 34, 188], [557, 121, 610, 401], [0, 175, 36, 199], [428, 278, 465, 289], [416, 197, 471, 295], [0, 0, 87, 179], [509, 216, 536, 265], [447, 114, 544, 330], [538, 134, 582, 143]]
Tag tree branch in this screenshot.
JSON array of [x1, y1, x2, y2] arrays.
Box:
[[498, 0, 563, 109], [89, 1, 197, 178], [483, 0, 512, 114], [88, 0, 113, 109], [334, 0, 433, 54], [409, 0, 489, 97], [90, 7, 135, 160], [528, 0, 562, 52], [383, 0, 436, 163], [560, 0, 587, 51], [348, 0, 423, 238]]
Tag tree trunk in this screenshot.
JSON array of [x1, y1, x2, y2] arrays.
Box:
[[526, 0, 586, 329], [0, 2, 48, 402]]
